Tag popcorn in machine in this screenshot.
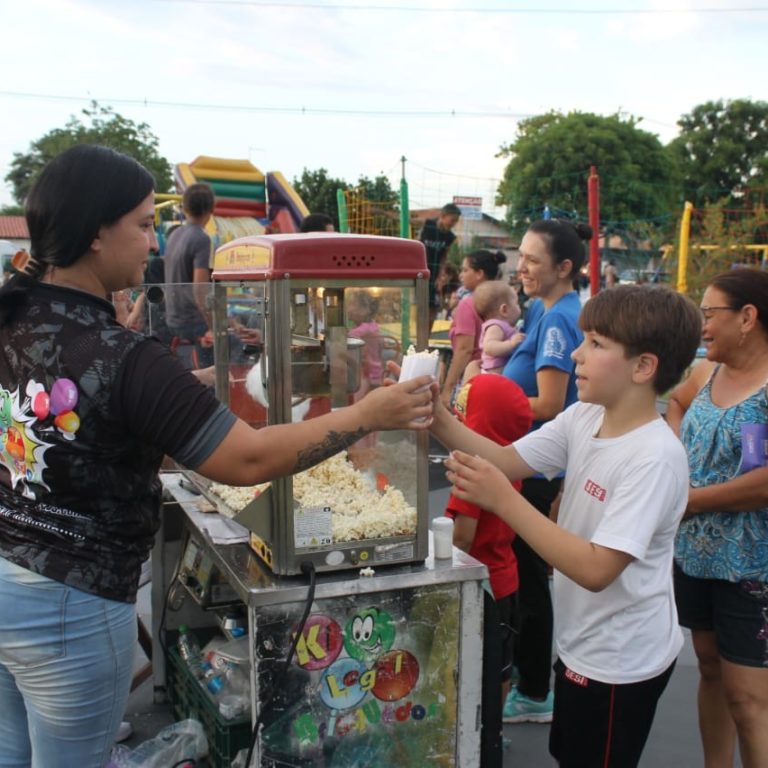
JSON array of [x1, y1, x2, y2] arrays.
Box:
[[203, 234, 432, 576]]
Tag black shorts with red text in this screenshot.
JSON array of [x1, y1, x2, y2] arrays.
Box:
[[549, 657, 675, 768]]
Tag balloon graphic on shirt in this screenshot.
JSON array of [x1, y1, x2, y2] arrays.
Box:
[[49, 378, 78, 416], [54, 410, 80, 435], [32, 391, 50, 421], [0, 392, 11, 429], [5, 427, 25, 461]]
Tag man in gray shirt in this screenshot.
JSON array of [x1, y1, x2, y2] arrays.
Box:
[[164, 183, 215, 367]]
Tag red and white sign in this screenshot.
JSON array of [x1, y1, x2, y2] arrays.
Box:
[[453, 195, 482, 220]]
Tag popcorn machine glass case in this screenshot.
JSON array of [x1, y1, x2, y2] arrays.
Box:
[[209, 234, 430, 576]]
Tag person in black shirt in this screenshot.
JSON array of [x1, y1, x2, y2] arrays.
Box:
[[0, 145, 436, 767], [418, 202, 461, 330]]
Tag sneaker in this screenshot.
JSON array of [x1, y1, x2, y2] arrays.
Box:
[[502, 688, 553, 724], [115, 720, 133, 743]]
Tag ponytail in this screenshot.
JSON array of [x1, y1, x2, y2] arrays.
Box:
[[467, 249, 508, 281]]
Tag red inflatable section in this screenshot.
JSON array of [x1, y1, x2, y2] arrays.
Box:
[[214, 203, 267, 218]]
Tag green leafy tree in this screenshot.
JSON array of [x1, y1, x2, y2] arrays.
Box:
[[669, 99, 768, 206], [496, 111, 681, 238], [0, 204, 24, 216], [292, 167, 349, 229], [355, 174, 398, 207], [5, 102, 173, 204]]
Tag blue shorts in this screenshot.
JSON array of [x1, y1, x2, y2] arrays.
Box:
[[674, 562, 768, 668]]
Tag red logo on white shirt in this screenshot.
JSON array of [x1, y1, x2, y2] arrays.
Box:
[[584, 479, 606, 502]]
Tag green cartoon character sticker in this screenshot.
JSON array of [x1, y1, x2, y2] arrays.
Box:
[[343, 607, 396, 664]]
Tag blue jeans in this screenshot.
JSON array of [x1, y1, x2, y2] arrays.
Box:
[[0, 557, 136, 768]]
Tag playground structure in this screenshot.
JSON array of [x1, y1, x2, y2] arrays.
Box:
[[165, 156, 309, 245], [674, 200, 768, 294], [337, 156, 411, 238]]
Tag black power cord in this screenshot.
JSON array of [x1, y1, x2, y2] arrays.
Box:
[[244, 561, 317, 768]]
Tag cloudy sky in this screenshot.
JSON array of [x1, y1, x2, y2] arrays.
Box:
[[1, 0, 765, 214]]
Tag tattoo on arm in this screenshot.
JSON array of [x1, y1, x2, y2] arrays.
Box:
[[294, 428, 368, 473]]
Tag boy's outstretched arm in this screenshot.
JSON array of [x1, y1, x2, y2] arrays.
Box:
[[445, 450, 633, 592], [431, 398, 535, 481]]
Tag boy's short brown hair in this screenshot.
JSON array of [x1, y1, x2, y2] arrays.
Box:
[[580, 284, 701, 394], [182, 183, 215, 218], [472, 280, 512, 321]]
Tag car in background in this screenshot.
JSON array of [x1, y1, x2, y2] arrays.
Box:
[[618, 267, 670, 285]]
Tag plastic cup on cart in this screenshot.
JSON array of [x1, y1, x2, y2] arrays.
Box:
[[431, 517, 454, 559]]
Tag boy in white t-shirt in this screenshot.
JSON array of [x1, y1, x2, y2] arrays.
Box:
[[432, 284, 702, 768]]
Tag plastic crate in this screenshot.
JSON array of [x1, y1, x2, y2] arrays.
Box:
[[166, 645, 252, 768]]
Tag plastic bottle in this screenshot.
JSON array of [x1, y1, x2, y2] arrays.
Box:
[[217, 665, 251, 720], [177, 625, 204, 679], [201, 661, 225, 695]]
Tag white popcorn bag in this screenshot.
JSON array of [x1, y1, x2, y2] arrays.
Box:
[[398, 345, 440, 386]]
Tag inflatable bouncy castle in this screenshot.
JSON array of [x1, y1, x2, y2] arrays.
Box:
[[174, 156, 309, 243]]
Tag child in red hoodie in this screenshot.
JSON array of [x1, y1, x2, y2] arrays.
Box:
[[444, 374, 532, 766]]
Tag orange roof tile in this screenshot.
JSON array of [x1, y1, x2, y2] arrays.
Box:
[[0, 217, 29, 239]]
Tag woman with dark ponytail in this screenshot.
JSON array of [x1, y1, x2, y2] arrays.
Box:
[[0, 146, 435, 766], [500, 218, 590, 724], [440, 249, 507, 406]]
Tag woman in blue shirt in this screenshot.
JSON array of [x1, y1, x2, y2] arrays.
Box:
[[501, 219, 589, 724]]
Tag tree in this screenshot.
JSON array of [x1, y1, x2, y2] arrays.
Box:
[[292, 167, 349, 229], [5, 102, 173, 204], [0, 204, 24, 216], [496, 111, 681, 239], [669, 99, 768, 206], [355, 174, 398, 207]]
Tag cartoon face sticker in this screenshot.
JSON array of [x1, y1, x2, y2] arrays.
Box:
[[343, 607, 396, 664]]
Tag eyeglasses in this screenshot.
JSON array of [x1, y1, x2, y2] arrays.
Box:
[[699, 305, 738, 321]]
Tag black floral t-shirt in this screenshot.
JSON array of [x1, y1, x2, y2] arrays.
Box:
[[0, 283, 235, 602]]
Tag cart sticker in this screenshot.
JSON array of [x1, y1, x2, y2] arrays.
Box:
[[320, 657, 369, 709], [318, 650, 420, 709], [343, 608, 395, 664], [292, 614, 343, 670], [260, 585, 460, 762], [373, 542, 414, 563], [294, 504, 333, 548]]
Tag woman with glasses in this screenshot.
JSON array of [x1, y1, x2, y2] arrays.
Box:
[[666, 268, 768, 768]]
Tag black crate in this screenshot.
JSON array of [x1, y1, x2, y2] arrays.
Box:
[[166, 646, 252, 768]]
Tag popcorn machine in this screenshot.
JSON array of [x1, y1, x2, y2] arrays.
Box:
[[208, 234, 431, 576]]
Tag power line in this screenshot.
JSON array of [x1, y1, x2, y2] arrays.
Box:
[[0, 90, 681, 133], [0, 90, 532, 119], [409, 160, 503, 182], [152, 0, 768, 14]]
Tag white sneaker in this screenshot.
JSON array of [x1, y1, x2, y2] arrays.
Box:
[[116, 720, 133, 743]]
